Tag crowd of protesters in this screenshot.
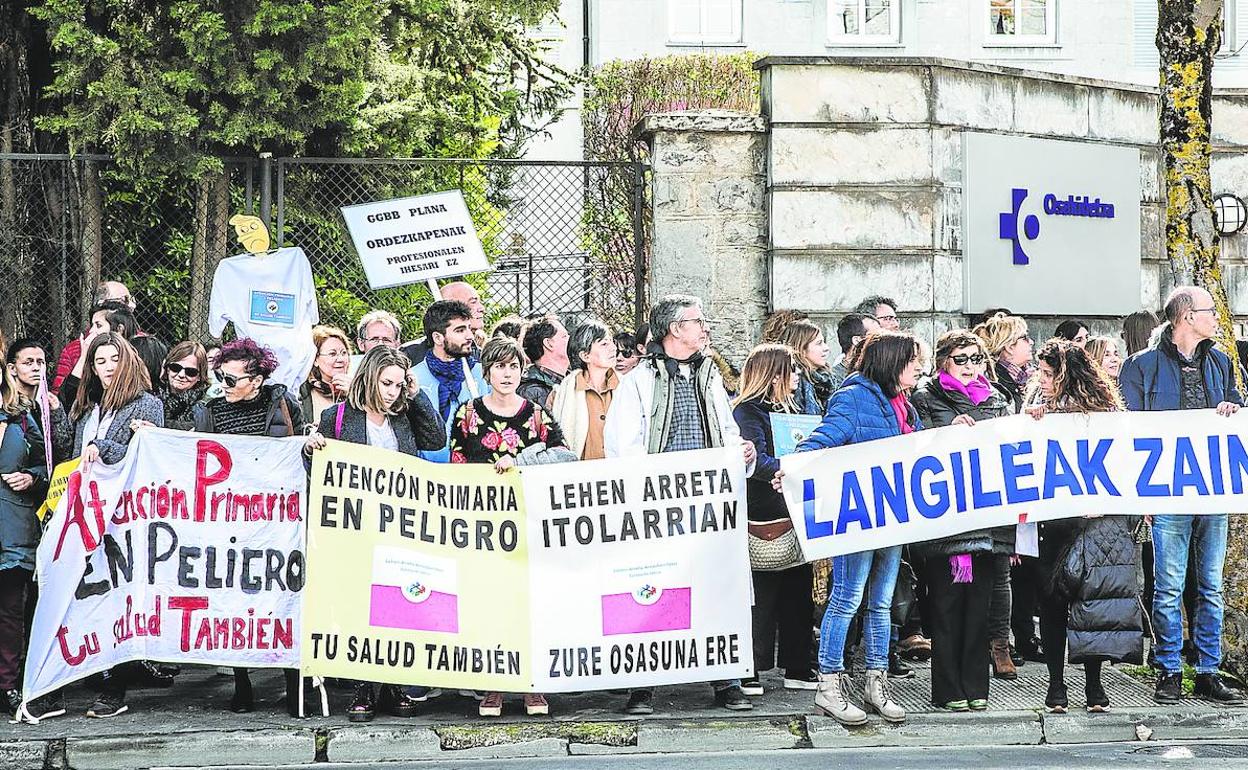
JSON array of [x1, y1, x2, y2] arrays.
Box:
[[0, 278, 1244, 725]]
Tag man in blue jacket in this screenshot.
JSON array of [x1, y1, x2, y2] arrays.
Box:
[[1119, 285, 1244, 704]]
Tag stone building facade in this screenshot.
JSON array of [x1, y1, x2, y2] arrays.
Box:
[[640, 57, 1248, 365]]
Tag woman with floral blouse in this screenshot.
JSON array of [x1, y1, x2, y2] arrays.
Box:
[[450, 335, 568, 716]]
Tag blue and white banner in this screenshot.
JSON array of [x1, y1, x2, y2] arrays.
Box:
[[780, 410, 1246, 560]]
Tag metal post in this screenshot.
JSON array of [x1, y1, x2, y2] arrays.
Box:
[[275, 158, 286, 244], [631, 162, 647, 330], [259, 152, 273, 237]]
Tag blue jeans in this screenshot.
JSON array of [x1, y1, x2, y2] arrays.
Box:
[[1151, 514, 1228, 674], [819, 546, 901, 673]]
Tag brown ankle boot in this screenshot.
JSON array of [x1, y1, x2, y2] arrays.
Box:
[[991, 638, 1017, 680]]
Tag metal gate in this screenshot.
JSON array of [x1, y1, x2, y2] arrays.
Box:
[[0, 153, 648, 350]]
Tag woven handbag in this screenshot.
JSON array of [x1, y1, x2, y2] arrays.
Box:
[[747, 518, 804, 571]]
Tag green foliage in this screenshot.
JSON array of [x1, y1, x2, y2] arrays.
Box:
[[34, 0, 572, 178], [582, 53, 761, 162]]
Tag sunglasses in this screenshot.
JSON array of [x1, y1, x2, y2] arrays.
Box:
[[949, 353, 987, 365], [214, 369, 255, 388], [166, 362, 201, 378]]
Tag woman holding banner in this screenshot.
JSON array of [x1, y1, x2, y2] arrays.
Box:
[[450, 336, 570, 718], [157, 341, 211, 431], [1026, 340, 1142, 714], [303, 345, 445, 721], [776, 330, 920, 726], [0, 363, 50, 716], [731, 344, 817, 695], [911, 330, 1014, 710], [71, 332, 164, 718], [190, 338, 308, 715]]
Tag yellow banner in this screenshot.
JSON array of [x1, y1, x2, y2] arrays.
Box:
[[301, 440, 530, 691], [37, 458, 80, 522]]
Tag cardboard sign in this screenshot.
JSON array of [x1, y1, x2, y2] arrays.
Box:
[[340, 190, 490, 289], [37, 458, 80, 522]]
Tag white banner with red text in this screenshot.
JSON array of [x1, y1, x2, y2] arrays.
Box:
[[781, 409, 1248, 560], [22, 429, 307, 704]]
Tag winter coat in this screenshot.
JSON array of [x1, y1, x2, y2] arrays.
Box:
[[793, 370, 834, 416], [72, 392, 165, 464], [409, 355, 488, 463], [604, 354, 741, 458], [1119, 322, 1243, 411], [161, 383, 211, 432], [0, 411, 49, 572], [731, 398, 789, 522], [1052, 515, 1144, 665], [991, 360, 1025, 414], [794, 373, 920, 452], [315, 397, 446, 454], [517, 364, 565, 408], [192, 383, 306, 438], [911, 375, 1015, 558]]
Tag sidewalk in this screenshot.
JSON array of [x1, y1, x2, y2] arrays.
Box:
[[3, 660, 1247, 769]]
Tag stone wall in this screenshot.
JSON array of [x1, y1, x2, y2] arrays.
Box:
[[639, 59, 1248, 362], [637, 111, 769, 366]]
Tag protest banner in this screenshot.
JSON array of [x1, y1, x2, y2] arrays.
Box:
[[302, 440, 531, 693], [22, 429, 307, 704], [781, 409, 1248, 560], [522, 446, 752, 691], [340, 189, 490, 290], [37, 458, 80, 522], [302, 443, 752, 692]]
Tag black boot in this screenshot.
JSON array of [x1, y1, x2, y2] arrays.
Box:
[[377, 684, 420, 717], [1194, 673, 1246, 703], [1154, 672, 1182, 704], [888, 648, 913, 679], [347, 682, 375, 722], [230, 668, 253, 713], [285, 669, 317, 718]]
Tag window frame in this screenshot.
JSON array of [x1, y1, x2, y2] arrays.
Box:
[[984, 0, 1059, 47], [826, 0, 902, 46], [667, 0, 745, 46]]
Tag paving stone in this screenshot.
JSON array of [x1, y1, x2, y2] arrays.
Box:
[[325, 725, 441, 762], [0, 740, 48, 770], [636, 718, 804, 753], [808, 711, 1042, 749], [68, 729, 315, 770]]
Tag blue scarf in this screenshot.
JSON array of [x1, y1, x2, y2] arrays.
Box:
[[425, 351, 467, 419]]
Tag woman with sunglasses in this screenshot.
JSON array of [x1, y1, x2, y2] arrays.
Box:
[[300, 326, 353, 425], [71, 333, 164, 718], [911, 330, 1015, 710], [191, 338, 309, 714], [154, 342, 210, 431]]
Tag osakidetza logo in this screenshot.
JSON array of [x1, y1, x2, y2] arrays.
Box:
[[998, 187, 1117, 266]]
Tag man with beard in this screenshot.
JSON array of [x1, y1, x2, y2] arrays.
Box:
[[409, 300, 489, 463]]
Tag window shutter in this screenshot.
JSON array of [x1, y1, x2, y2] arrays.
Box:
[[1133, 0, 1160, 70]]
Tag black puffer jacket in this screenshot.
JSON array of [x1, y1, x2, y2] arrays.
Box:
[[911, 375, 1015, 557], [1052, 515, 1143, 665]]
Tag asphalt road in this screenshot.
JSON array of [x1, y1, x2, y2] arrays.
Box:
[[193, 741, 1248, 770]]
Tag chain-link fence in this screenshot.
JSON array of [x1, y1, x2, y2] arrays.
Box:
[[0, 153, 647, 358]]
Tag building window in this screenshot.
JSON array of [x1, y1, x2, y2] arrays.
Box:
[[828, 0, 900, 44], [1221, 0, 1239, 54], [987, 0, 1057, 45], [669, 0, 744, 44]]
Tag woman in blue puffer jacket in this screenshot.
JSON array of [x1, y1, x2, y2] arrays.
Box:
[[775, 330, 923, 727]]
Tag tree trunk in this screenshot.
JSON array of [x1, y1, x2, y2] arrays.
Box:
[[1, 0, 35, 340], [1158, 0, 1248, 680], [187, 168, 230, 342], [77, 159, 103, 320]]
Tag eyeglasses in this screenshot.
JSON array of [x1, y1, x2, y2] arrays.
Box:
[[318, 349, 351, 359], [214, 369, 256, 388], [949, 353, 987, 365], [1016, 334, 1033, 343], [1191, 307, 1218, 316], [875, 314, 899, 323], [677, 316, 708, 329], [360, 336, 397, 346], [166, 362, 201, 378]]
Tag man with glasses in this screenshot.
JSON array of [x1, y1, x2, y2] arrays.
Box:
[[356, 310, 403, 353], [604, 294, 757, 714], [853, 294, 900, 332], [1120, 285, 1245, 705]]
